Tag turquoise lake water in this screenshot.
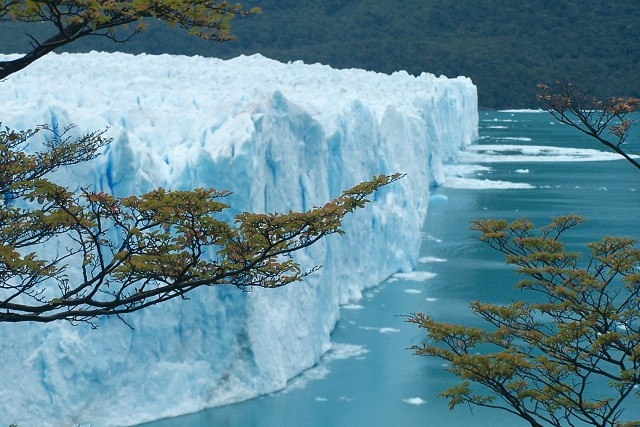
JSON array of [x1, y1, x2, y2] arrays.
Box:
[[140, 111, 640, 427]]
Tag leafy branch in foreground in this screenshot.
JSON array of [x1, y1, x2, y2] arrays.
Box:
[[0, 1, 405, 327], [0, 0, 262, 79], [1, 124, 402, 324], [537, 81, 640, 170], [408, 216, 640, 427]]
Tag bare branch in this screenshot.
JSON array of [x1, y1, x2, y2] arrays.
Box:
[[536, 81, 640, 170]]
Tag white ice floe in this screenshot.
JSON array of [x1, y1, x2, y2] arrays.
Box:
[[403, 397, 427, 405], [392, 271, 438, 282], [443, 177, 535, 190], [458, 144, 628, 163], [418, 256, 447, 263]]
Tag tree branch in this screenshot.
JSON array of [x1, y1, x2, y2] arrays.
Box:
[[536, 81, 640, 170]]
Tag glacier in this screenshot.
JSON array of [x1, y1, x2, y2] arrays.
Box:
[[0, 52, 478, 426]]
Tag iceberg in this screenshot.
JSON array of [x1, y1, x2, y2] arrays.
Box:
[[0, 52, 478, 426]]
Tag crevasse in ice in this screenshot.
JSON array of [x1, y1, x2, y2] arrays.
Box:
[[0, 52, 478, 426]]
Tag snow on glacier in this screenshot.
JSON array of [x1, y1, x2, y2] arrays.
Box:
[[0, 52, 478, 426]]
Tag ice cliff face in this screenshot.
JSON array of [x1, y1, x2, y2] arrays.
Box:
[[0, 52, 477, 426]]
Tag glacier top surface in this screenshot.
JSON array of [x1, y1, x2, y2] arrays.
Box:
[[1, 51, 471, 129]]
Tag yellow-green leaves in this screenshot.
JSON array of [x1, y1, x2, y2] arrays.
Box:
[[2, 122, 399, 324], [1, 1, 263, 79], [409, 217, 640, 426]]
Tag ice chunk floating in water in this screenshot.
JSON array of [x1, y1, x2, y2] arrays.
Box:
[[403, 397, 427, 405], [457, 144, 626, 163], [0, 52, 478, 426]]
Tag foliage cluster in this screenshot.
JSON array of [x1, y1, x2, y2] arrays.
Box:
[[1, 122, 401, 324], [408, 216, 640, 427]]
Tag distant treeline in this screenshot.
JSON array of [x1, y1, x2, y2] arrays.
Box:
[[1, 0, 638, 109]]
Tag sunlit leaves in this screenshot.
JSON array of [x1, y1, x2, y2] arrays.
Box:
[[1, 123, 399, 324], [409, 217, 640, 427]]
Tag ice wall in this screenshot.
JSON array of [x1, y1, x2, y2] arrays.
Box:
[[0, 52, 477, 426]]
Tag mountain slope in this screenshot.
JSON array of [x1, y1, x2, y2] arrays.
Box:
[[1, 0, 637, 108]]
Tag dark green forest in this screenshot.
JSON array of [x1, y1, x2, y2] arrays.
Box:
[[1, 0, 638, 109]]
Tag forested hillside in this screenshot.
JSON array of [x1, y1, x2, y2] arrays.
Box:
[[1, 0, 637, 108]]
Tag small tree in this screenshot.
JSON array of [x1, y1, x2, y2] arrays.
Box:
[[536, 81, 640, 170], [408, 216, 640, 427], [0, 2, 401, 324]]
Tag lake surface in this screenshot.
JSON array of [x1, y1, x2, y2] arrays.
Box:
[[139, 111, 640, 427]]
